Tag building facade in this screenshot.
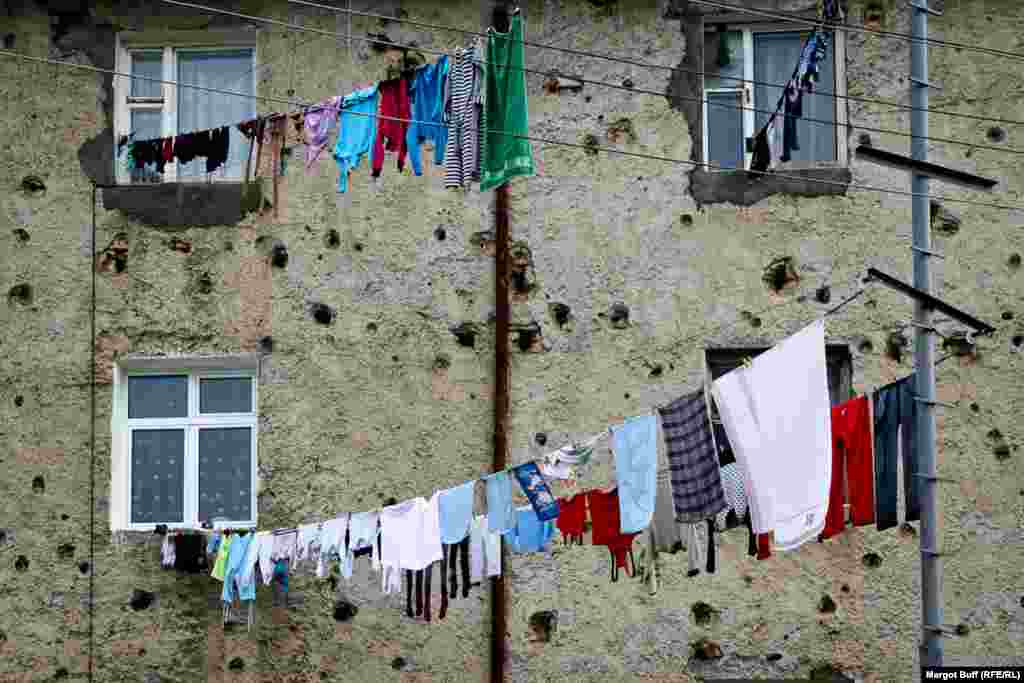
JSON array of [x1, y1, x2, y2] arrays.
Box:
[[1, 0, 1022, 680]]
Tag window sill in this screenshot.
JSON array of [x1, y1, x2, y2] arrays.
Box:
[[690, 164, 852, 207], [101, 181, 262, 228]]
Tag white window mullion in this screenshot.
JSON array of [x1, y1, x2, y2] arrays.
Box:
[[186, 425, 198, 527], [114, 37, 130, 186], [742, 29, 755, 170], [163, 47, 178, 182]]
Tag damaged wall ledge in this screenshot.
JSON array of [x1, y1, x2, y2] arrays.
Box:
[[690, 167, 852, 207], [101, 182, 261, 228]]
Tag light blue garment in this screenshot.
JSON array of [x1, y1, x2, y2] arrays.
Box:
[[333, 85, 379, 192], [406, 56, 449, 176], [221, 533, 255, 604], [485, 471, 515, 534], [439, 479, 475, 544], [508, 506, 554, 554], [612, 414, 659, 534], [206, 532, 221, 555]]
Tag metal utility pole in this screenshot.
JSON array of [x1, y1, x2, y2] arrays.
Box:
[[491, 180, 511, 683], [911, 0, 942, 668]]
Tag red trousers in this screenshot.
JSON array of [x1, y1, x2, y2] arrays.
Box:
[[372, 77, 410, 176], [820, 395, 875, 540]]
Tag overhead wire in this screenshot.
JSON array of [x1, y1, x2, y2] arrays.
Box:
[[284, 0, 1024, 128], [159, 0, 1024, 157], [1, 47, 1021, 212], [688, 0, 1024, 63]]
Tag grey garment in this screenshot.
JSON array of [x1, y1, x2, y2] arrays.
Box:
[[873, 375, 920, 531], [658, 390, 728, 523], [649, 470, 685, 553], [686, 522, 707, 574]]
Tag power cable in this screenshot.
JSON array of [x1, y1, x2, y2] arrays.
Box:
[[1, 48, 1022, 212], [160, 0, 1024, 157], [286, 0, 1024, 128], [689, 0, 1024, 63]]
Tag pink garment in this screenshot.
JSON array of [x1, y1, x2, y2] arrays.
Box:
[[304, 97, 342, 171]]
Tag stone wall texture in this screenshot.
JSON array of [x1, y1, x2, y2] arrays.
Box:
[[1, 0, 1022, 681]]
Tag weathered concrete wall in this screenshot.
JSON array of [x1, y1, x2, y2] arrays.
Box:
[[1, 0, 1022, 681]]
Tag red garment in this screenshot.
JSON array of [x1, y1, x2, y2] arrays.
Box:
[[820, 395, 876, 540], [556, 494, 587, 544], [162, 137, 175, 163], [372, 77, 411, 176], [588, 489, 638, 580]]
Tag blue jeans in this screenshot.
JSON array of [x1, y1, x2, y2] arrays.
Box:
[[873, 375, 920, 530]]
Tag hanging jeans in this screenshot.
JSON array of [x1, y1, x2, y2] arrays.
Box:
[[873, 376, 920, 531]]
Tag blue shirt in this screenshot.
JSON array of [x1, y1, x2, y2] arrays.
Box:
[[439, 479, 475, 544], [406, 56, 449, 175], [508, 507, 554, 553], [333, 85, 379, 192]]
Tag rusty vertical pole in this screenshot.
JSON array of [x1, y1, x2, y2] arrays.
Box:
[[491, 180, 511, 683]]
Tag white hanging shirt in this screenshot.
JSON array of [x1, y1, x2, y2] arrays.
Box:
[[379, 496, 444, 583], [710, 319, 832, 550]]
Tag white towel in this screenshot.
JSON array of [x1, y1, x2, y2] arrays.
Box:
[[711, 320, 832, 550]]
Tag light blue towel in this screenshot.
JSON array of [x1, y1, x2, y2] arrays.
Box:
[[612, 414, 658, 534], [508, 506, 554, 553], [221, 533, 255, 604], [333, 85, 379, 193], [485, 471, 515, 534], [439, 479, 475, 544], [406, 56, 449, 176]]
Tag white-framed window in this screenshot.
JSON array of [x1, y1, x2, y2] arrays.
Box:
[[113, 33, 258, 184], [702, 23, 848, 171], [110, 357, 259, 531]]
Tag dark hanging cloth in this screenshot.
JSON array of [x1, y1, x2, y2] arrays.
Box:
[[745, 510, 757, 557], [448, 537, 470, 599], [173, 533, 206, 573], [132, 139, 161, 171], [406, 569, 415, 618], [705, 519, 716, 573], [748, 126, 771, 177], [206, 126, 231, 174], [873, 374, 920, 531], [781, 80, 802, 163], [174, 132, 200, 164], [713, 422, 736, 467]]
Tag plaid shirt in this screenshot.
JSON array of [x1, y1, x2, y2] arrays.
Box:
[[657, 390, 727, 523]]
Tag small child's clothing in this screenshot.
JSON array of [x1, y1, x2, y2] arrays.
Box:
[[334, 85, 379, 192], [222, 532, 255, 604], [211, 534, 233, 581], [556, 493, 587, 545], [508, 506, 555, 553], [372, 77, 411, 177], [588, 489, 638, 582]]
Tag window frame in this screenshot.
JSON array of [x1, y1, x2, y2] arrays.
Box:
[[111, 364, 259, 532], [113, 32, 259, 185], [701, 22, 848, 171]]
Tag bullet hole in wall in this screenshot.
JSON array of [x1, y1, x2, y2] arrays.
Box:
[[529, 610, 558, 642], [609, 303, 630, 329], [57, 543, 75, 559], [195, 272, 213, 295], [862, 552, 882, 568], [606, 117, 637, 144], [649, 364, 663, 378], [434, 354, 451, 370], [61, 514, 69, 520], [942, 331, 976, 357], [228, 658, 244, 671], [841, 584, 850, 593], [451, 323, 477, 348], [886, 330, 908, 363], [516, 323, 542, 352], [858, 338, 874, 354], [54, 667, 68, 679], [392, 355, 399, 362], [624, 393, 630, 399], [550, 303, 571, 327], [366, 322, 378, 334], [815, 286, 831, 304], [96, 233, 129, 274], [1009, 253, 1022, 269], [170, 238, 192, 254], [78, 561, 90, 574], [32, 476, 44, 493], [129, 589, 155, 611], [14, 395, 23, 407], [970, 402, 980, 412], [986, 126, 1006, 143], [20, 175, 45, 195], [271, 244, 288, 268], [535, 433, 547, 446], [12, 228, 30, 243], [311, 303, 335, 325], [1003, 311, 1014, 321], [863, 2, 885, 29], [1013, 335, 1023, 347], [8, 283, 33, 306], [818, 595, 837, 613], [259, 336, 273, 353], [391, 657, 406, 670], [15, 556, 29, 571], [691, 638, 722, 660], [333, 600, 358, 622], [434, 227, 446, 241], [354, 242, 364, 252], [582, 134, 600, 155], [224, 241, 233, 252], [510, 243, 536, 298], [767, 653, 783, 662], [325, 229, 340, 248], [622, 78, 634, 89], [899, 522, 917, 537], [858, 133, 872, 147], [2, 33, 14, 50], [762, 257, 799, 292], [691, 601, 715, 625], [680, 213, 694, 227], [930, 201, 961, 235], [749, 316, 762, 328]]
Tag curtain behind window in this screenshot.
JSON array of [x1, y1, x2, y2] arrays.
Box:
[[753, 31, 835, 163], [177, 49, 255, 179]]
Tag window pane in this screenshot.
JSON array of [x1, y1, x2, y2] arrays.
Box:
[[200, 377, 253, 414], [707, 91, 745, 170], [130, 429, 185, 524], [198, 427, 253, 523], [704, 30, 744, 90], [127, 375, 188, 419], [177, 49, 255, 179], [754, 31, 835, 163], [128, 110, 164, 183], [131, 51, 163, 98]]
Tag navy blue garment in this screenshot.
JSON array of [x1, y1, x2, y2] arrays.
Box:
[[781, 81, 802, 162], [873, 375, 920, 531]]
